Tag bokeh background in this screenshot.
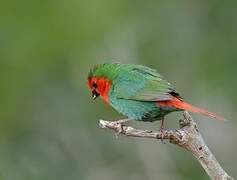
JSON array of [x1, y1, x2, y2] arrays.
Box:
[[1, 0, 237, 179]]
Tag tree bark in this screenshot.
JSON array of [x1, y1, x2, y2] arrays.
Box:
[[99, 111, 233, 180]]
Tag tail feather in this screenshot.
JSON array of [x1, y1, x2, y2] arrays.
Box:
[[158, 98, 225, 121]]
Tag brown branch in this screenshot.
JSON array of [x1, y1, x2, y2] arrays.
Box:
[[99, 111, 233, 180]]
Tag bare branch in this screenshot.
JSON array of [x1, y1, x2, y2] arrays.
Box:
[[99, 111, 233, 180]]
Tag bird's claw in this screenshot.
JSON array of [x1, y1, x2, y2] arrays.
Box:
[[115, 122, 125, 139], [159, 128, 166, 144]]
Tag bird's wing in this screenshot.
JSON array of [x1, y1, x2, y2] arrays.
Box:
[[114, 65, 177, 102]]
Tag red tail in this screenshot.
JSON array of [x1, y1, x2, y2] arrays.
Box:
[[157, 97, 225, 121]]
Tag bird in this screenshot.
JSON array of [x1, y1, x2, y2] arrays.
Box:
[[87, 63, 224, 131]]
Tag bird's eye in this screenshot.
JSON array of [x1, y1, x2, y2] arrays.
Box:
[[92, 82, 97, 88]]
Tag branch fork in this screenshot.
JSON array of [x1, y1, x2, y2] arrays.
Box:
[[99, 112, 233, 180]]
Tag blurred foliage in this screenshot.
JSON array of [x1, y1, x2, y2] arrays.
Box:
[[0, 0, 237, 179]]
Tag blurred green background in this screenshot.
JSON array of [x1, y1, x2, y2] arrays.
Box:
[[0, 0, 237, 179]]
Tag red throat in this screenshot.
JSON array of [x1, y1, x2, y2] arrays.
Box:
[[87, 77, 111, 103]]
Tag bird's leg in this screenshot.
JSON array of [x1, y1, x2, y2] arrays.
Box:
[[159, 118, 165, 143], [114, 119, 131, 138], [160, 118, 165, 131]]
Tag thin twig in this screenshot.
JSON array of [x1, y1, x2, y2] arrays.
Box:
[[99, 111, 233, 180]]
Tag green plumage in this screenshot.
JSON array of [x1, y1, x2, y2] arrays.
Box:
[[89, 63, 180, 121]]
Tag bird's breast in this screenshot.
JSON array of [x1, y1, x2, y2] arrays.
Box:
[[109, 96, 162, 121]]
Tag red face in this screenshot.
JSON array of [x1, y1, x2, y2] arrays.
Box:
[[87, 77, 111, 103]]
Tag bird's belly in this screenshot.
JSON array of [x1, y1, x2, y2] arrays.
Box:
[[109, 97, 165, 121]]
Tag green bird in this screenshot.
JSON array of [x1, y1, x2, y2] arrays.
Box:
[[87, 63, 224, 130]]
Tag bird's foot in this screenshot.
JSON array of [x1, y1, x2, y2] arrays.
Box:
[[115, 123, 124, 139], [114, 119, 131, 138], [159, 127, 166, 144], [159, 118, 166, 143]]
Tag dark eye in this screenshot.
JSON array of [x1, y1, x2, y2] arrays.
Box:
[[92, 82, 97, 88]]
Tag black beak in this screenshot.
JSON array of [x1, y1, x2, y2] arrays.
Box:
[[92, 89, 100, 100]]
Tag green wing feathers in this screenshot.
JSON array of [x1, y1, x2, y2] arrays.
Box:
[[113, 64, 176, 102]]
